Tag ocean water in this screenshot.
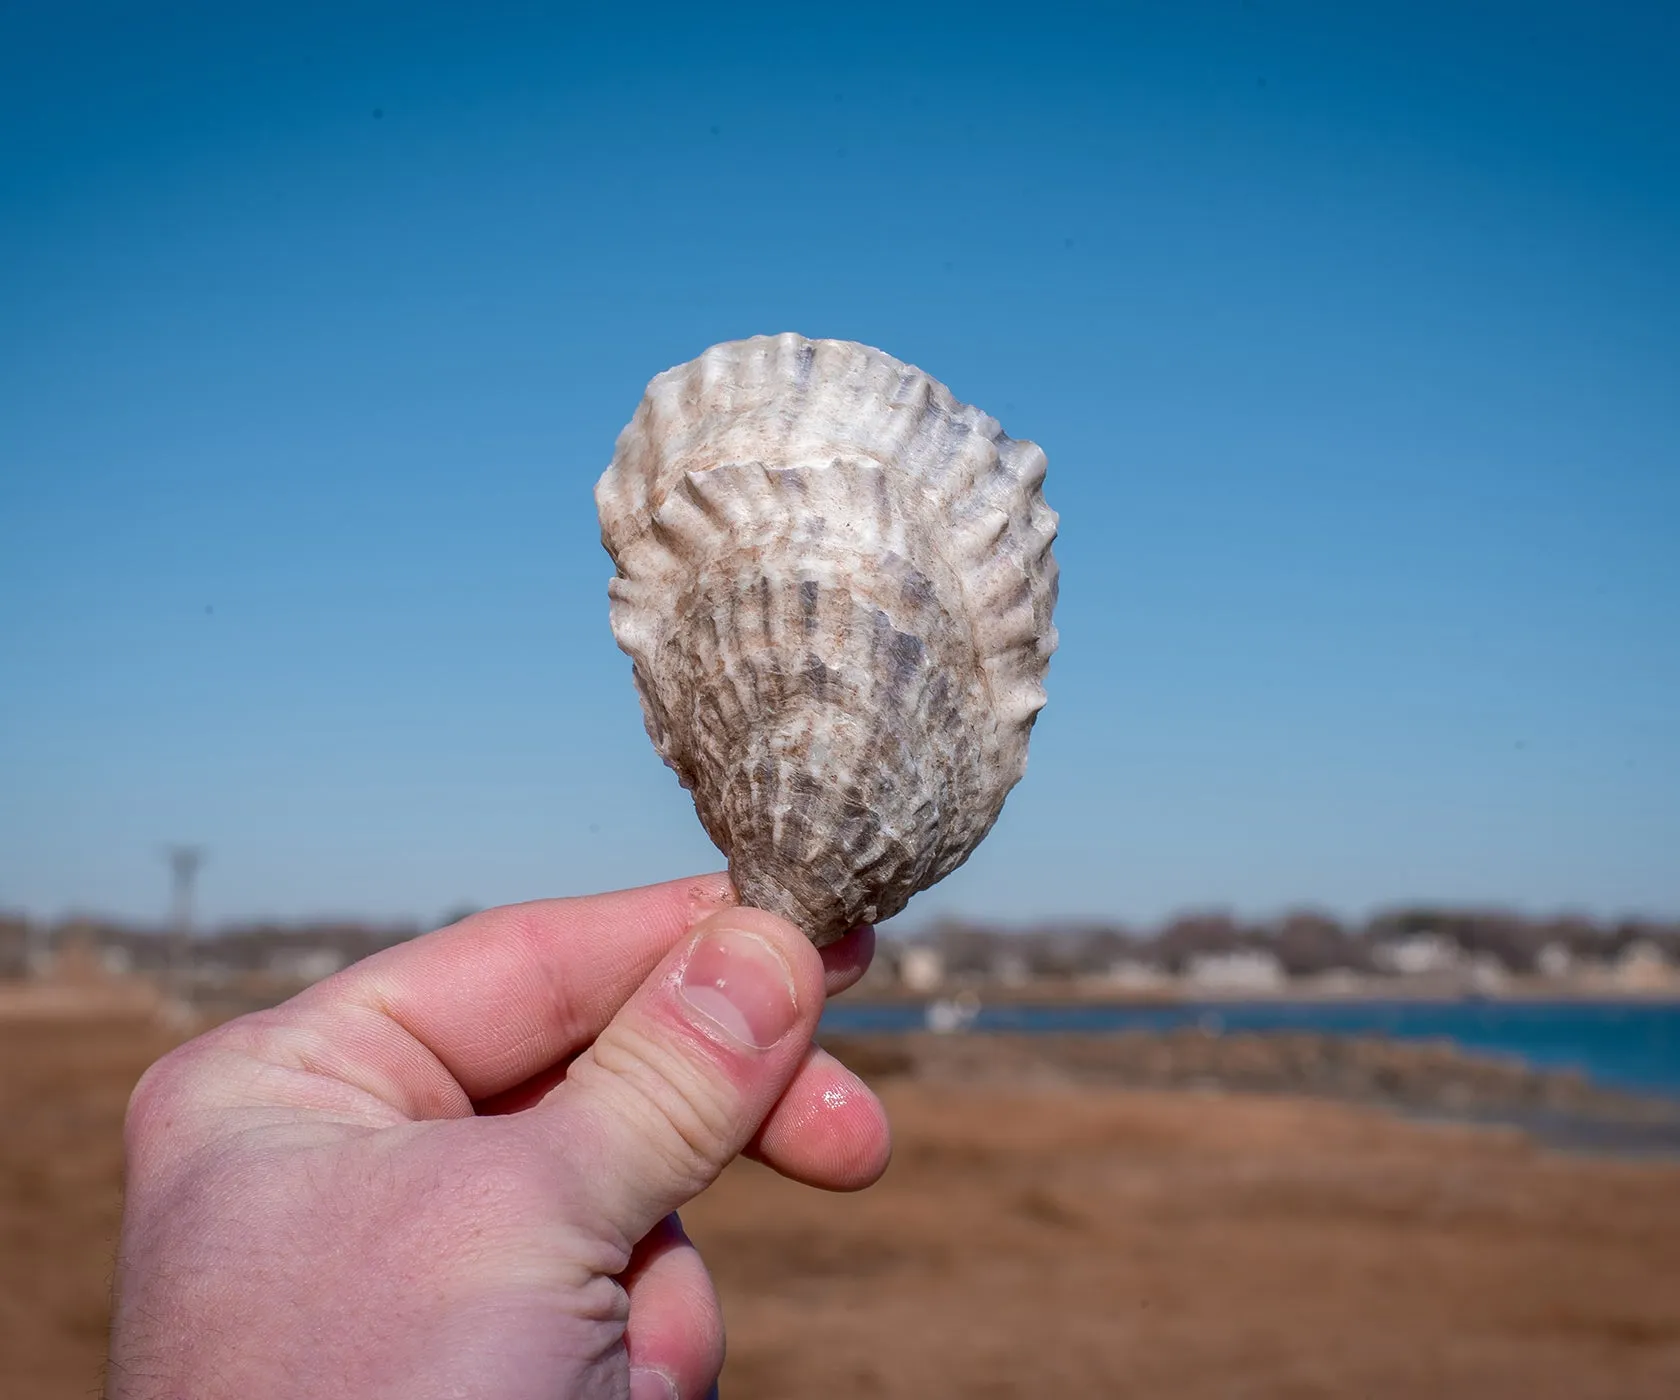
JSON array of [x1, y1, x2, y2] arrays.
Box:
[[819, 999, 1680, 1099]]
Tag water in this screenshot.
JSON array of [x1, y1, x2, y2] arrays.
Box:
[[819, 999, 1680, 1100]]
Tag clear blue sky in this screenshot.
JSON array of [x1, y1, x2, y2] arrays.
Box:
[[3, 3, 1676, 930]]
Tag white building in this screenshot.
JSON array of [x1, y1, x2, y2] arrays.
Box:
[[1375, 933, 1463, 976], [990, 952, 1031, 988], [899, 946, 945, 993], [1467, 952, 1508, 993], [1183, 949, 1286, 992], [1613, 940, 1675, 991], [1103, 958, 1171, 992]]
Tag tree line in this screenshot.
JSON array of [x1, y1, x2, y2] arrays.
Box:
[[1, 904, 1676, 982], [911, 907, 1680, 979]]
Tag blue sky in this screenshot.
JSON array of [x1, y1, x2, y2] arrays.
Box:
[[2, 2, 1676, 930]]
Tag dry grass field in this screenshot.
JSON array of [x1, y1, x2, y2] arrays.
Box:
[[4, 1009, 1679, 1399]]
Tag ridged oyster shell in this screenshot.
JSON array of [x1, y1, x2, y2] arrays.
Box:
[[596, 333, 1058, 946]]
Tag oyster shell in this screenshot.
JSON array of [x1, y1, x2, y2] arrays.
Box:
[[596, 333, 1058, 946]]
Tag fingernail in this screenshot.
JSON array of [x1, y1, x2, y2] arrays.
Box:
[[629, 1367, 679, 1400], [680, 923, 798, 1049]]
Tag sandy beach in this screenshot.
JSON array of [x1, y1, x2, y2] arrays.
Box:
[[4, 1010, 1679, 1399]]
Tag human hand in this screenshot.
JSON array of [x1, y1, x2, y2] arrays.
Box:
[[106, 874, 890, 1400]]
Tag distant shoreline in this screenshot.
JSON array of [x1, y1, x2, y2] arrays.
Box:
[[841, 985, 1680, 1006], [823, 1029, 1680, 1158]]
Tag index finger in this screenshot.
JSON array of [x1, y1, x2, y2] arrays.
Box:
[[280, 873, 738, 1116]]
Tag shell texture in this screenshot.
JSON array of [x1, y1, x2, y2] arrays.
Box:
[[596, 333, 1058, 946]]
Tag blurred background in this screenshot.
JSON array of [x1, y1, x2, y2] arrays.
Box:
[[2, 3, 1677, 1397]]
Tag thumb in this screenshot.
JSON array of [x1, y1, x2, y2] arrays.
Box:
[[534, 905, 826, 1252]]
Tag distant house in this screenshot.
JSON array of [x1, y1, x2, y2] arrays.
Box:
[[1374, 933, 1462, 977], [1613, 940, 1675, 991], [1535, 943, 1573, 979], [989, 951, 1031, 988], [1184, 949, 1286, 992], [1102, 958, 1171, 992], [1467, 952, 1508, 993], [898, 946, 945, 993]]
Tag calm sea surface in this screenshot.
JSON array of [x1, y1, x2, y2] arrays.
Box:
[[820, 1000, 1680, 1099]]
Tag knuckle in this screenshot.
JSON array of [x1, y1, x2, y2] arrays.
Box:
[[505, 906, 591, 1032], [128, 1039, 184, 1099], [121, 1014, 276, 1153], [581, 1021, 742, 1189], [123, 1040, 200, 1139]]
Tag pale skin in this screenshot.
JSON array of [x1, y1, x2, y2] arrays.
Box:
[[106, 873, 892, 1400]]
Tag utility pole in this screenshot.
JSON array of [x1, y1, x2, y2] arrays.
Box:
[[164, 845, 205, 1002]]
